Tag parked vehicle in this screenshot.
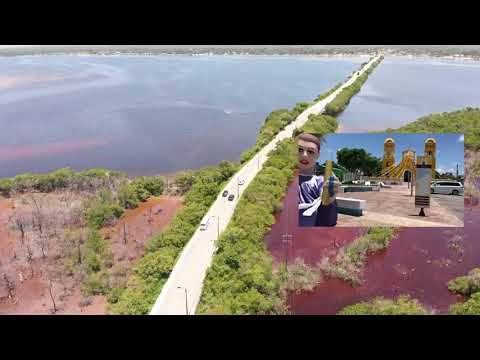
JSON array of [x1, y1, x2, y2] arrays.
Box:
[[228, 194, 235, 201], [379, 181, 391, 188], [222, 190, 229, 197], [365, 180, 380, 191], [200, 216, 211, 231], [431, 181, 464, 195]]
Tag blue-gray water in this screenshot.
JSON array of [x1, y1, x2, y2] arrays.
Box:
[[337, 57, 480, 132], [0, 55, 362, 178]]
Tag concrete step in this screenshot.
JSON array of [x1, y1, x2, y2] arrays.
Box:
[[336, 197, 367, 217]]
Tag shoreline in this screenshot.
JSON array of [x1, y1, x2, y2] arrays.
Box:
[[1, 51, 480, 63]]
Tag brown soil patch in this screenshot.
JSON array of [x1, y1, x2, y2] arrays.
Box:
[[101, 196, 183, 270], [0, 194, 183, 315]]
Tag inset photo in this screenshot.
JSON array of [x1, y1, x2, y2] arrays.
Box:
[[297, 132, 465, 227]]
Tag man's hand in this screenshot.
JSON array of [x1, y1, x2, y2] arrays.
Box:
[[327, 175, 341, 205]]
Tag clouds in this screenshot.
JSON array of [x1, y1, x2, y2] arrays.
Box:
[[437, 167, 455, 174], [458, 134, 464, 143]]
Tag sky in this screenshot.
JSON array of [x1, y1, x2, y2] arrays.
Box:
[[318, 133, 465, 175]]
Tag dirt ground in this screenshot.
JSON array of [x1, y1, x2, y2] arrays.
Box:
[[0, 193, 183, 315], [102, 196, 183, 271]]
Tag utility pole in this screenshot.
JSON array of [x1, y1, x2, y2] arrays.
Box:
[[282, 202, 293, 315], [177, 286, 189, 315], [282, 201, 293, 270], [410, 171, 415, 197], [282, 234, 292, 270]]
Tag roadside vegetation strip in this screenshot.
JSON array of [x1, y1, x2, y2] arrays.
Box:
[[386, 107, 480, 150], [197, 109, 341, 314], [337, 295, 429, 315], [313, 83, 341, 103], [108, 85, 346, 315], [324, 56, 383, 116], [197, 139, 297, 314], [320, 227, 398, 286], [197, 58, 386, 314], [110, 56, 381, 315], [239, 102, 311, 164], [108, 161, 239, 314], [238, 57, 380, 165]]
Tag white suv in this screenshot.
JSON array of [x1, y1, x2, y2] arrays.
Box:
[[431, 181, 464, 196]]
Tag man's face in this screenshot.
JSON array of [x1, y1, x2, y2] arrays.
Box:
[[298, 138, 320, 172]]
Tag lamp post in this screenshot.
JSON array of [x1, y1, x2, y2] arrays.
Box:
[[177, 286, 188, 315], [215, 215, 220, 240], [282, 232, 293, 315], [282, 234, 293, 270]]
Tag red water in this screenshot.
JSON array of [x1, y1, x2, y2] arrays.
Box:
[[0, 138, 110, 161], [265, 177, 480, 315]]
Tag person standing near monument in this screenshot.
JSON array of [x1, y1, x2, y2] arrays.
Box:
[[297, 133, 341, 227]]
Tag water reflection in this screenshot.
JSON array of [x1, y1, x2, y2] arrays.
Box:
[[337, 58, 480, 132], [0, 55, 362, 178]]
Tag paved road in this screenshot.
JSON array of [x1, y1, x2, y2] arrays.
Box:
[[431, 193, 465, 223], [149, 55, 382, 315]]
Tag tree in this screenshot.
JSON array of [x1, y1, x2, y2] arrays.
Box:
[[174, 171, 196, 195], [337, 148, 382, 177]]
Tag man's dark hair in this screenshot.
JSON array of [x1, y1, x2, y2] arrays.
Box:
[[297, 133, 324, 152]]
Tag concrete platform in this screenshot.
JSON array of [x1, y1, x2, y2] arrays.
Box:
[[336, 183, 464, 227], [336, 197, 366, 217]]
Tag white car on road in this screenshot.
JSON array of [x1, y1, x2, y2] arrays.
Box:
[[431, 181, 464, 196], [199, 216, 210, 231]]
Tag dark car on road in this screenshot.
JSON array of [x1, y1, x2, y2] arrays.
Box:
[[222, 190, 228, 197], [228, 194, 235, 201]]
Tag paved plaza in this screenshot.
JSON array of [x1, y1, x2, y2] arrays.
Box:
[[338, 183, 464, 227]]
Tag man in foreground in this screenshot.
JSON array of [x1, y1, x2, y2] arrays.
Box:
[[298, 133, 341, 227]]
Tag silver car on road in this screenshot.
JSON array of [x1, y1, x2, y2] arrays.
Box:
[[430, 181, 464, 196]]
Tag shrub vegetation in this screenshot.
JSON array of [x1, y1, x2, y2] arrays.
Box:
[[448, 268, 480, 315], [109, 160, 239, 314], [321, 227, 397, 286], [449, 293, 480, 315], [447, 268, 480, 297], [386, 107, 480, 150], [324, 57, 383, 116], [338, 295, 429, 315], [109, 57, 382, 315]]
